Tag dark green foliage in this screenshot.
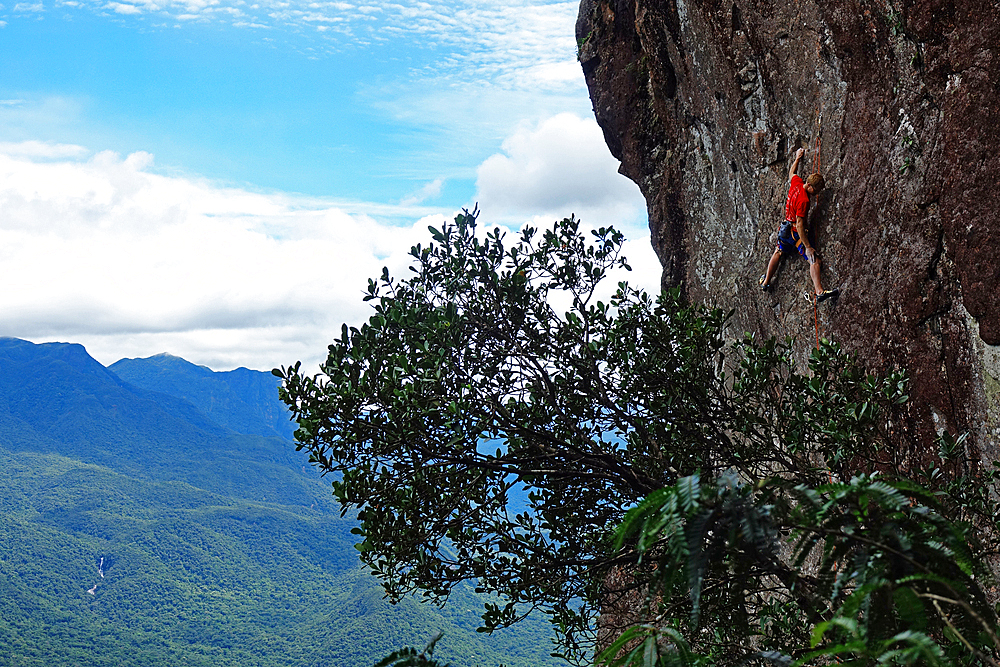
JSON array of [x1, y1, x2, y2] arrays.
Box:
[[275, 211, 1000, 666], [604, 463, 1000, 666], [0, 449, 553, 666], [375, 633, 452, 667], [278, 211, 744, 657]]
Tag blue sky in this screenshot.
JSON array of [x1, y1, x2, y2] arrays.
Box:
[[0, 0, 655, 370]]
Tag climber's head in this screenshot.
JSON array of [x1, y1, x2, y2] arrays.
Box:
[[805, 173, 825, 194]]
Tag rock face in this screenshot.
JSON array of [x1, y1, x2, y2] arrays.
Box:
[[577, 0, 999, 460]]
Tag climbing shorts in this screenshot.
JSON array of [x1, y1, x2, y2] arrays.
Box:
[[776, 221, 809, 260]]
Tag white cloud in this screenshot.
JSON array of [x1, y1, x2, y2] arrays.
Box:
[[475, 113, 647, 229], [0, 146, 445, 371], [399, 177, 443, 206], [0, 141, 661, 372], [355, 81, 595, 192], [2, 1, 591, 183], [5, 0, 581, 95], [106, 2, 142, 12], [466, 114, 660, 303], [0, 140, 89, 159]]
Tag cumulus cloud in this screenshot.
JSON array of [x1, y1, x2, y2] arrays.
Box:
[[0, 139, 661, 372], [0, 144, 445, 371], [475, 113, 647, 228], [469, 114, 660, 302]]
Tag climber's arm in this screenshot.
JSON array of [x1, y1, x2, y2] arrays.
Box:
[[796, 215, 816, 263], [789, 147, 805, 181]]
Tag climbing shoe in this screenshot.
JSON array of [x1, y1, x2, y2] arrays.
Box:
[[815, 288, 839, 303], [759, 274, 772, 292]]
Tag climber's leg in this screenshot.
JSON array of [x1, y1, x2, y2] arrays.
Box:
[[760, 247, 783, 291]]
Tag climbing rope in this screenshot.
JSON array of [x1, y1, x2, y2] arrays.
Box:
[[811, 78, 824, 351], [773, 34, 828, 351], [812, 110, 822, 352]]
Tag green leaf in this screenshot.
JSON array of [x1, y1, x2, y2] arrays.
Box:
[[893, 587, 927, 631], [677, 474, 700, 512]]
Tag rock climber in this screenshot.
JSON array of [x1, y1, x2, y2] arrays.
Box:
[[759, 147, 839, 302]]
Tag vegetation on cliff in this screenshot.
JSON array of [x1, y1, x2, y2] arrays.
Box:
[[278, 211, 1000, 665]]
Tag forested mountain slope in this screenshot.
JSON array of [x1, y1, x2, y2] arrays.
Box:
[[0, 337, 556, 667], [109, 353, 296, 441]]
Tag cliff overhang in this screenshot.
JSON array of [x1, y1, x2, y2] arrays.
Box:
[[578, 0, 1000, 460]]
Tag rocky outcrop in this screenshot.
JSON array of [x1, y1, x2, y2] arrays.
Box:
[[577, 0, 999, 461]]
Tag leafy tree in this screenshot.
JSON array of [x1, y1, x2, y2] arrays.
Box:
[[602, 462, 1000, 666], [275, 210, 999, 665]]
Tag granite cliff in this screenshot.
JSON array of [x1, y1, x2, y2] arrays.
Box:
[[577, 0, 999, 462]]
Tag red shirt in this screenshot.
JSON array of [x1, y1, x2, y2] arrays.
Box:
[[784, 174, 810, 222]]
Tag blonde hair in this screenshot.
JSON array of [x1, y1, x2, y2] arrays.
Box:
[[806, 173, 825, 191]]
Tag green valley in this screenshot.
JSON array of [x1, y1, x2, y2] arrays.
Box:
[[0, 338, 557, 667]]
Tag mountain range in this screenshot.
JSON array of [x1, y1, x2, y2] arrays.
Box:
[[0, 337, 557, 667]]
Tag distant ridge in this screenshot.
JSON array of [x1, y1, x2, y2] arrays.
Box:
[[110, 352, 296, 440], [0, 337, 559, 666], [0, 337, 301, 501]]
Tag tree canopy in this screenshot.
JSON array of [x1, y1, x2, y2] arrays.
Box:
[[276, 210, 1000, 665]]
